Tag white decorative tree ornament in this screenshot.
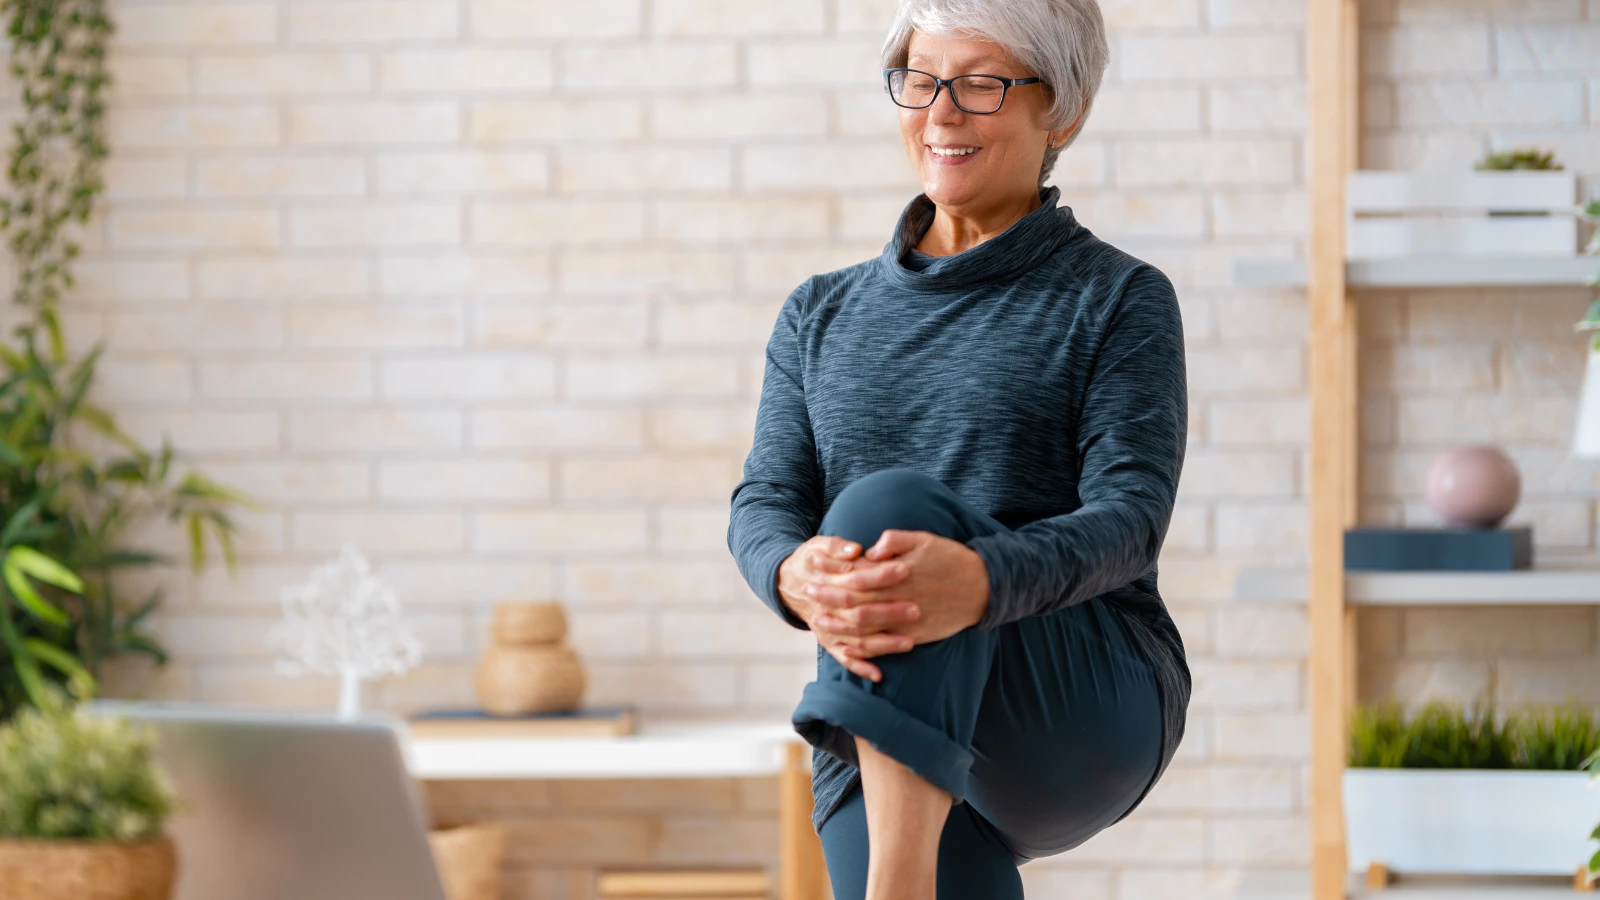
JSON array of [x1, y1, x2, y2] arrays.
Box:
[[270, 542, 422, 719]]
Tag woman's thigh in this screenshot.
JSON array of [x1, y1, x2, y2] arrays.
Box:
[[966, 596, 1164, 861], [817, 780, 1024, 900]]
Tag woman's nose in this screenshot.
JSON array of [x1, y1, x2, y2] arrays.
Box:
[[927, 84, 966, 123]]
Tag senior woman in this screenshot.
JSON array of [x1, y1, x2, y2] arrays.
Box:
[[726, 1, 1191, 897]]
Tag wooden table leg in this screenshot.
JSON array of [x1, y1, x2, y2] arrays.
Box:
[[779, 741, 827, 900]]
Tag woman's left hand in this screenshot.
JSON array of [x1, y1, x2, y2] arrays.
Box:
[[809, 529, 989, 648]]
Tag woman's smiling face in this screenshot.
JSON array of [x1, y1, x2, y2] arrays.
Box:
[[897, 30, 1057, 210]]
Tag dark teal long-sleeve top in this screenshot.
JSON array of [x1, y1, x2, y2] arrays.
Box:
[[726, 184, 1191, 831]]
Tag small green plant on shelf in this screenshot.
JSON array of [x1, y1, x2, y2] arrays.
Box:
[[1474, 147, 1564, 171], [0, 695, 176, 841], [1348, 699, 1600, 770]]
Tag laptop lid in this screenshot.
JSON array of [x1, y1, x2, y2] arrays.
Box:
[[84, 701, 447, 900]]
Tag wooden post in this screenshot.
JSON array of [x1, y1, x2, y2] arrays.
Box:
[[778, 741, 827, 900], [1307, 0, 1360, 897]]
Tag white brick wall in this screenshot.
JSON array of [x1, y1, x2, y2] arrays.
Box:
[[72, 0, 1600, 896]]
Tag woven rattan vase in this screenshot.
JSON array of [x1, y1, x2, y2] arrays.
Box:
[[475, 602, 586, 715], [428, 822, 506, 900], [0, 837, 176, 900]]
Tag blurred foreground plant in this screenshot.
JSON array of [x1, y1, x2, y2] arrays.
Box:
[[0, 695, 175, 840]]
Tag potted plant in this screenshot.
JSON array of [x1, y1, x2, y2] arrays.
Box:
[[1474, 147, 1567, 220], [0, 0, 257, 722], [0, 696, 179, 899], [1344, 699, 1600, 887]]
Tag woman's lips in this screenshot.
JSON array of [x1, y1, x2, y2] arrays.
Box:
[[928, 146, 981, 166]]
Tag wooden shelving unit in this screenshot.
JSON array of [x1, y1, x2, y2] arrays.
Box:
[[1259, 0, 1596, 897]]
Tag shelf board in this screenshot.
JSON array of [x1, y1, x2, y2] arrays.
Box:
[[1233, 255, 1600, 288], [1234, 560, 1600, 606], [1347, 883, 1586, 899], [405, 718, 801, 780]]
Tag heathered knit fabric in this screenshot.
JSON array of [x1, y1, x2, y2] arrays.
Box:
[[726, 184, 1191, 833]]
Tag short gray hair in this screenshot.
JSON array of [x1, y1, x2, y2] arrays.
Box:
[[880, 0, 1110, 187]]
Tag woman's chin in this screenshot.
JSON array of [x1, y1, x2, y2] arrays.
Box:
[[919, 176, 986, 209]]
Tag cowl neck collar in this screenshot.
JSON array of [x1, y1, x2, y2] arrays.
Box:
[[878, 185, 1081, 293]]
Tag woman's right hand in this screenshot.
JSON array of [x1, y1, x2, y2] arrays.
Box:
[[778, 536, 919, 682]]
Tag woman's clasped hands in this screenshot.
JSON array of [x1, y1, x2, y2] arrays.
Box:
[[777, 530, 990, 682]]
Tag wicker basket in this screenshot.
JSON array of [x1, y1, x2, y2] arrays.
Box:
[[0, 837, 176, 900], [428, 822, 507, 900]]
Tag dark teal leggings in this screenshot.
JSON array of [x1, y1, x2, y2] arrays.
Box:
[[793, 468, 1163, 899]]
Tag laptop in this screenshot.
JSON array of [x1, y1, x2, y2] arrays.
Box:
[[84, 701, 448, 900]]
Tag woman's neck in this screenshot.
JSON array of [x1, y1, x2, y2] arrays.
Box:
[[913, 188, 1044, 257]]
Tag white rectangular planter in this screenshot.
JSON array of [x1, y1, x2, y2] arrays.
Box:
[[1344, 769, 1600, 876], [1345, 170, 1579, 259]]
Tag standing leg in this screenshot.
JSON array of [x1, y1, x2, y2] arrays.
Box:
[[818, 782, 1023, 900], [792, 468, 1014, 899], [856, 741, 946, 900]]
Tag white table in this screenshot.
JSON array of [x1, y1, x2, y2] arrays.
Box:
[[403, 719, 827, 900]]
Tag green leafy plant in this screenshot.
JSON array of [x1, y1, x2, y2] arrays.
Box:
[[0, 0, 259, 720], [0, 337, 262, 720], [1475, 147, 1564, 171], [0, 695, 176, 840]]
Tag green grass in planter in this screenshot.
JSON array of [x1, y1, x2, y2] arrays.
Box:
[[1350, 699, 1600, 771], [1348, 699, 1515, 768], [1406, 700, 1515, 769], [1349, 700, 1414, 768], [1507, 702, 1600, 771]]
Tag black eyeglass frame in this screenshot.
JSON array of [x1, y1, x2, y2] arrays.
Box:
[[882, 67, 1044, 115]]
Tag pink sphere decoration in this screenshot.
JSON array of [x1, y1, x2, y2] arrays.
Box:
[[1425, 445, 1521, 528]]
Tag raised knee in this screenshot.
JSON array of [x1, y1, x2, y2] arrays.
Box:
[[820, 468, 963, 545], [833, 467, 943, 511]]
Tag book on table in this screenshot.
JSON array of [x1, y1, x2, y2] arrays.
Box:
[[407, 706, 637, 739]]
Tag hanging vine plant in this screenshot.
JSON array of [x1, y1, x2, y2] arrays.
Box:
[[0, 0, 260, 719], [1, 0, 112, 354]]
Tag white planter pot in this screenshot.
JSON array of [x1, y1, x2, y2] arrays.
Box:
[[1345, 170, 1579, 259], [1344, 769, 1600, 876]]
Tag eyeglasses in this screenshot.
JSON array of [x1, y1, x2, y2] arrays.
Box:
[[884, 67, 1043, 115]]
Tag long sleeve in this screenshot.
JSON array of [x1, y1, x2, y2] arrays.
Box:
[[727, 278, 824, 631], [965, 264, 1188, 631]]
